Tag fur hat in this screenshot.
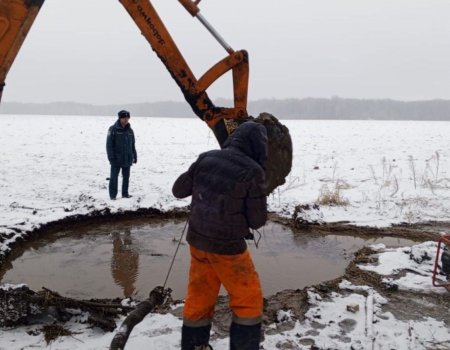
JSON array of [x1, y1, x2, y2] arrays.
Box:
[[118, 110, 130, 119]]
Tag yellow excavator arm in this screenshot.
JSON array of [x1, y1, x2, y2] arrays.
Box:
[[0, 0, 44, 105], [119, 0, 251, 145], [0, 0, 249, 145]]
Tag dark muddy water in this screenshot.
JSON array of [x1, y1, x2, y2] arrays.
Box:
[[0, 220, 415, 300]]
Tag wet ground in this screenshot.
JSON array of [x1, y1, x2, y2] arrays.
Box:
[[1, 212, 449, 342], [0, 218, 416, 300]]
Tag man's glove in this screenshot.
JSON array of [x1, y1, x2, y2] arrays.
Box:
[[244, 232, 254, 240], [133, 158, 137, 164]]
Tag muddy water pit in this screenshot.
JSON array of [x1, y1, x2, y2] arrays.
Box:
[[0, 219, 416, 300]]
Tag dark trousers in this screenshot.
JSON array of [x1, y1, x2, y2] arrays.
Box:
[[109, 166, 130, 199]]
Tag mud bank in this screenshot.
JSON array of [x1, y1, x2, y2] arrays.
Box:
[[2, 206, 445, 264], [1, 211, 449, 348], [0, 207, 189, 264]]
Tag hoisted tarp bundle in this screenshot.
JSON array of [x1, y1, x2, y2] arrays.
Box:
[[254, 112, 293, 194]]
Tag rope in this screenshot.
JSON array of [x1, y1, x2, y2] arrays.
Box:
[[162, 218, 189, 289], [250, 228, 262, 248]]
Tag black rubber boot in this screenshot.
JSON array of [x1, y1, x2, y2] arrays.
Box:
[[230, 322, 261, 350], [181, 324, 212, 350]]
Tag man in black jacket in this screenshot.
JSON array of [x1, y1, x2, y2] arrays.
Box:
[[172, 121, 268, 350], [106, 110, 137, 200]]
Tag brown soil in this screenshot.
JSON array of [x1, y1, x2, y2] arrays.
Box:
[[272, 212, 445, 242]]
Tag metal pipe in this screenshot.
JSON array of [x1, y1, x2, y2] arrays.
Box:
[[0, 82, 4, 104], [196, 13, 234, 54]]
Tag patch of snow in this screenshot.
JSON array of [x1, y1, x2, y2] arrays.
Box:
[[276, 309, 293, 323], [0, 283, 26, 291]]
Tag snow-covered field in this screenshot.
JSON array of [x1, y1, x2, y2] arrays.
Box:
[[1, 115, 450, 243], [1, 115, 450, 349]]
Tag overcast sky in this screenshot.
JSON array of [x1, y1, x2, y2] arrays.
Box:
[[3, 0, 450, 104]]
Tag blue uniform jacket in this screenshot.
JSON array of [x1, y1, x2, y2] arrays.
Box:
[[106, 120, 137, 167]]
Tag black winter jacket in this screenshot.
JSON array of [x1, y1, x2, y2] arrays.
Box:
[[172, 121, 268, 255], [106, 120, 137, 167]]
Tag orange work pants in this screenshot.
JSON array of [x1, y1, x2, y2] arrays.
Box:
[[183, 245, 263, 327]]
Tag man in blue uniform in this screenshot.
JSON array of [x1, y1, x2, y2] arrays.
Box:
[[106, 110, 137, 200]]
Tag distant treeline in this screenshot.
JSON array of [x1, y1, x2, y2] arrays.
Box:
[[1, 97, 450, 121]]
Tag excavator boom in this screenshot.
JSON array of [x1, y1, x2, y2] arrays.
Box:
[[0, 0, 249, 145], [0, 0, 44, 103], [119, 0, 250, 144]]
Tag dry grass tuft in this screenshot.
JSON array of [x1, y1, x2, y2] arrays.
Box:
[[317, 183, 349, 206], [42, 324, 73, 344]]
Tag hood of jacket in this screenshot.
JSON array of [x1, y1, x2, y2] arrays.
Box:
[[223, 121, 268, 169]]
